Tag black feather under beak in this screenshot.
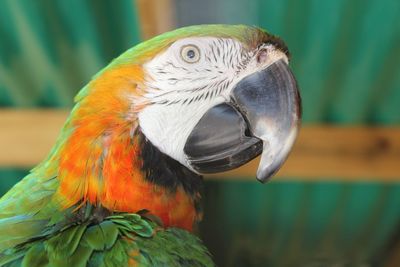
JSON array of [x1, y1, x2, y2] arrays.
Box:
[[184, 59, 301, 183]]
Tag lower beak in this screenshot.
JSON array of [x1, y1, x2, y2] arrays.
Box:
[[231, 59, 301, 182]]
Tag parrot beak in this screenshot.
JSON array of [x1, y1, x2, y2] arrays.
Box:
[[230, 59, 301, 182], [184, 59, 301, 183]]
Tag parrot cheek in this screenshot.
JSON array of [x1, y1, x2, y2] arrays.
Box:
[[184, 59, 301, 182]]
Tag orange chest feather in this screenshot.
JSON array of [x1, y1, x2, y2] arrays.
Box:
[[51, 65, 197, 231], [56, 128, 197, 231]]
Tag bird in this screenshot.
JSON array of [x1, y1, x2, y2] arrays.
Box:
[[0, 24, 301, 266]]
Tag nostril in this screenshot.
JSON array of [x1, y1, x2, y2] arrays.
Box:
[[257, 49, 268, 64]]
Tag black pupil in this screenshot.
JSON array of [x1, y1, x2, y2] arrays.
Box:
[[187, 49, 196, 59]]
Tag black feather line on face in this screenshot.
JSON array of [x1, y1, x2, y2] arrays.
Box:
[[138, 129, 203, 197]]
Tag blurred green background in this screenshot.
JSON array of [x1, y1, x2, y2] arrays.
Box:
[[0, 0, 399, 266]]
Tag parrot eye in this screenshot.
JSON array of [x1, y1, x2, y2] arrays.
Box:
[[180, 45, 200, 63]]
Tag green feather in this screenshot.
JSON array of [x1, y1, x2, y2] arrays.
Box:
[[45, 223, 88, 258], [82, 221, 119, 250], [52, 245, 93, 267], [0, 213, 215, 267], [21, 244, 48, 267], [0, 249, 25, 267], [101, 240, 129, 267]]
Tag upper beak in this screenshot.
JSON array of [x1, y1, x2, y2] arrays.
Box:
[[231, 59, 301, 182]]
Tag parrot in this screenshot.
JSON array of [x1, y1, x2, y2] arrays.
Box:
[[0, 24, 300, 266]]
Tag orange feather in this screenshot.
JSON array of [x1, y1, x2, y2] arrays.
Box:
[[50, 64, 196, 231]]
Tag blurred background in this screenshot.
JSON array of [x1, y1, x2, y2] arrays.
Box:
[[0, 0, 399, 266]]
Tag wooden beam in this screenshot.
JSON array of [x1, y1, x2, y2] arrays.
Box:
[[135, 0, 176, 40], [0, 109, 399, 181], [0, 109, 68, 167]]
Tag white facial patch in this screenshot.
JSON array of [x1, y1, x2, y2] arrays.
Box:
[[142, 37, 245, 103], [136, 36, 288, 170]]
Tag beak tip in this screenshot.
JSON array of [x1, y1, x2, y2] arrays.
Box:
[[256, 176, 269, 184], [256, 168, 277, 184]]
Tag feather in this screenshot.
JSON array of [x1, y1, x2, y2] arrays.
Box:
[[0, 213, 214, 267]]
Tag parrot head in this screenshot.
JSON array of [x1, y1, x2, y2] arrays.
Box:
[[133, 25, 301, 182], [43, 25, 300, 229]]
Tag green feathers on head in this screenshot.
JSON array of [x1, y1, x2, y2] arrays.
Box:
[[113, 24, 271, 66]]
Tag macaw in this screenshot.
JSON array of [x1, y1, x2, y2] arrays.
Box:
[[0, 25, 300, 266]]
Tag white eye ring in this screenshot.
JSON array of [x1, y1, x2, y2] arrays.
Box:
[[180, 45, 201, 63]]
